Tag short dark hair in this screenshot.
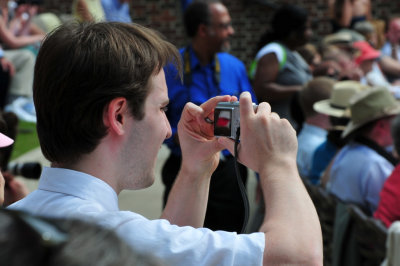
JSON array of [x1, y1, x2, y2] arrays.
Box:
[[34, 22, 181, 165], [271, 4, 308, 40], [255, 4, 309, 52], [183, 0, 220, 37], [299, 77, 335, 118]]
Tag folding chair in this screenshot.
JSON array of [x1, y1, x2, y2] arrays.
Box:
[[348, 204, 388, 266]]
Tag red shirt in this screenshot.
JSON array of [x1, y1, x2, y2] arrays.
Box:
[[374, 164, 400, 227]]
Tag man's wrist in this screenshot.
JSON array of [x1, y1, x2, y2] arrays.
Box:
[[179, 159, 215, 182], [258, 157, 298, 183]]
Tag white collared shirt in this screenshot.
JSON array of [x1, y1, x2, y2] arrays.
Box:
[[9, 167, 264, 266]]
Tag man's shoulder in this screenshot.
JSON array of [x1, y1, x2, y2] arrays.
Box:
[[332, 143, 365, 167], [333, 142, 390, 171], [217, 53, 247, 76], [297, 125, 327, 146], [8, 193, 146, 227], [217, 52, 244, 65]]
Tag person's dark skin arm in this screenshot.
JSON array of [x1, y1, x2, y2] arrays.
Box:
[[253, 53, 302, 103], [339, 0, 353, 28]]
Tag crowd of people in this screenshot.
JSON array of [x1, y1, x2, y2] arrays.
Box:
[[1, 0, 400, 265]]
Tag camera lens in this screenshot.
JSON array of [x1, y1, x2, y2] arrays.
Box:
[[7, 162, 42, 179]]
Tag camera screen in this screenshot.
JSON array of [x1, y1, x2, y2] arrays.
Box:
[[214, 108, 232, 136]]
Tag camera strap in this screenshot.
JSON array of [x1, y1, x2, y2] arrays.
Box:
[[183, 46, 221, 97], [234, 128, 249, 234]]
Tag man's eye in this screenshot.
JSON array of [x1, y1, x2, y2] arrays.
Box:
[[161, 106, 168, 112]]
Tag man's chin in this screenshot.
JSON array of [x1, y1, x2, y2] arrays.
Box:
[[126, 173, 155, 190], [221, 43, 231, 53], [138, 174, 155, 189]]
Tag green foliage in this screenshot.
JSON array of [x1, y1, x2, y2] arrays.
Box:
[[11, 121, 40, 160]]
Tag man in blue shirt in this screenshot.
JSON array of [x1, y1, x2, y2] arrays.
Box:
[[163, 0, 256, 232], [327, 88, 400, 214]]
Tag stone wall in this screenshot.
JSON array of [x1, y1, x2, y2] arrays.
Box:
[[40, 0, 400, 68]]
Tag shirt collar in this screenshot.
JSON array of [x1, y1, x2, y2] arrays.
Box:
[[186, 45, 217, 70], [302, 123, 328, 136], [38, 167, 119, 211]]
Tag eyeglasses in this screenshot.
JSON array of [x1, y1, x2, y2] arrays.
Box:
[[212, 21, 233, 30]]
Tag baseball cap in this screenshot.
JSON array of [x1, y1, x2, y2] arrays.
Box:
[[0, 133, 13, 148], [353, 41, 381, 65]]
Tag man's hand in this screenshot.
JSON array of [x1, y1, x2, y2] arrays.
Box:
[[0, 172, 4, 205], [178, 95, 237, 178], [0, 57, 15, 76], [3, 172, 29, 206], [220, 92, 322, 265], [218, 91, 297, 174], [163, 95, 237, 227]]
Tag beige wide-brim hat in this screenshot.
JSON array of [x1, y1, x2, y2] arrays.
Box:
[[313, 80, 367, 118], [322, 31, 353, 45], [342, 87, 400, 138]]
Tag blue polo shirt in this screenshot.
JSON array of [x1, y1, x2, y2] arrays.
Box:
[[164, 46, 256, 156]]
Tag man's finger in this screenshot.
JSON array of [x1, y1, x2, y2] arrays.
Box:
[[256, 102, 272, 116], [239, 91, 253, 119], [200, 95, 233, 114], [217, 137, 235, 155]]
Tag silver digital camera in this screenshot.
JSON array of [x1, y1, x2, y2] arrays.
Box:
[[214, 101, 257, 139]]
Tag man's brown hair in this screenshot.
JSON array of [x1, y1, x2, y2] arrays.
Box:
[[34, 22, 181, 165]]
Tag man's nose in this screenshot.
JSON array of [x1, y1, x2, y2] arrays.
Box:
[[228, 25, 235, 35]]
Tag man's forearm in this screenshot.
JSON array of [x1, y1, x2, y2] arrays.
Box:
[[255, 82, 302, 103], [259, 160, 323, 265], [161, 165, 211, 228]]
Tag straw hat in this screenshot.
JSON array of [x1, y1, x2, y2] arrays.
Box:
[[322, 31, 353, 45], [342, 87, 400, 138], [313, 80, 367, 118]]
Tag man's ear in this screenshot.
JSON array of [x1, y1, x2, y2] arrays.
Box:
[[103, 97, 129, 136], [373, 118, 391, 138], [198, 24, 209, 37]]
